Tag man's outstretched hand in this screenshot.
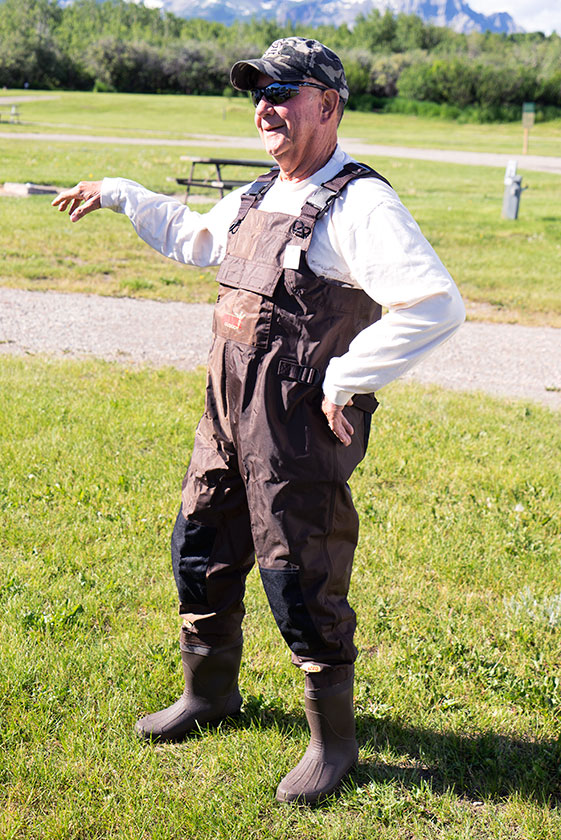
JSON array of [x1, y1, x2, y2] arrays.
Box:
[[51, 181, 103, 222], [321, 396, 354, 447]]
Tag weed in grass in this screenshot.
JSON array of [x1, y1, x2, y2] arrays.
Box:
[[505, 587, 561, 629], [22, 601, 85, 634], [122, 278, 156, 292]]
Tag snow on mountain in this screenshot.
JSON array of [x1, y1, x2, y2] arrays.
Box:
[[150, 0, 523, 34]]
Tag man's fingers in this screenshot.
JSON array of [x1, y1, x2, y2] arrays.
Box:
[[321, 396, 354, 447], [52, 195, 73, 212], [341, 414, 354, 437], [52, 185, 82, 209], [51, 181, 102, 221], [51, 192, 67, 208], [333, 415, 354, 447], [70, 195, 101, 222]]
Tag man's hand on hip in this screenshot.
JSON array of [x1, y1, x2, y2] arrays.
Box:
[[321, 396, 354, 447], [52, 181, 103, 222]]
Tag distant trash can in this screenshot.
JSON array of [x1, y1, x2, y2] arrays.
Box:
[[502, 173, 524, 220]]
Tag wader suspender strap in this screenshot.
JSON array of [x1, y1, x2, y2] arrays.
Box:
[[228, 168, 280, 235], [294, 163, 392, 241]]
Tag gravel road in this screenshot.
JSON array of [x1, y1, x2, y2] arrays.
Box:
[[0, 96, 60, 105], [1, 287, 560, 410]]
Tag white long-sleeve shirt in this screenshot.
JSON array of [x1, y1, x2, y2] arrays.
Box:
[[101, 144, 465, 405]]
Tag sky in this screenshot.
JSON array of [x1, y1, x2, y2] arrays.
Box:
[[467, 0, 561, 35]]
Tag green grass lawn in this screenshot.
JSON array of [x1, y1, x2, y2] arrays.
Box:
[[2, 89, 561, 157], [1, 355, 560, 839], [1, 191, 219, 304]]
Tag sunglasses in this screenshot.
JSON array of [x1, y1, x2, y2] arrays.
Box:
[[250, 81, 329, 108]]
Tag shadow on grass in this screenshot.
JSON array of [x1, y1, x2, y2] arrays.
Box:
[[241, 696, 561, 807], [358, 718, 561, 806]]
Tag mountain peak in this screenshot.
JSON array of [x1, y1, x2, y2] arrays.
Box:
[[154, 0, 523, 34]]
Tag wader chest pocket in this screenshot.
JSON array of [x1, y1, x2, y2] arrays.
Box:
[[216, 255, 283, 297], [213, 285, 273, 349]]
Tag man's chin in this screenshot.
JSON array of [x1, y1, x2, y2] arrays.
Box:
[[261, 131, 288, 157]]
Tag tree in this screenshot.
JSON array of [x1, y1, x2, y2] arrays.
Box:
[[84, 38, 166, 93], [163, 41, 228, 95], [353, 9, 398, 52]]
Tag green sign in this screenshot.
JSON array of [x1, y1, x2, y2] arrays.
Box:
[[522, 102, 535, 128]]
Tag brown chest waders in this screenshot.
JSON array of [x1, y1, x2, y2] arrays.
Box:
[[172, 162, 390, 672]]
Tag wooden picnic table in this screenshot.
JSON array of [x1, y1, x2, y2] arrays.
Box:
[[177, 156, 273, 201]]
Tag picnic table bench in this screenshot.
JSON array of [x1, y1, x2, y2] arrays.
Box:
[[177, 156, 272, 201], [0, 105, 20, 123]]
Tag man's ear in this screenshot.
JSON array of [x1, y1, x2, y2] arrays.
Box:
[[320, 89, 340, 123]]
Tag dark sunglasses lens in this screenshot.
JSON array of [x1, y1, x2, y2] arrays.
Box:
[[267, 84, 298, 104], [251, 84, 299, 107]]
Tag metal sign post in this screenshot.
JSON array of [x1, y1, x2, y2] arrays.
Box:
[[502, 159, 526, 220], [522, 102, 535, 154]]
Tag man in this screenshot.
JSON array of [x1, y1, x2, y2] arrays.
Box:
[[53, 37, 465, 804]]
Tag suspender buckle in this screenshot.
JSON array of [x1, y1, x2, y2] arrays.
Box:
[[305, 185, 340, 218]]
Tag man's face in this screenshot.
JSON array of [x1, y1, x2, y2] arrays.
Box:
[[253, 73, 330, 174]]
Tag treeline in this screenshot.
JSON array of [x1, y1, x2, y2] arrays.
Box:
[[1, 0, 561, 121]]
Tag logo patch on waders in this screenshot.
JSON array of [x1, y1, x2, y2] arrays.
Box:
[[213, 285, 274, 349], [222, 312, 244, 331]]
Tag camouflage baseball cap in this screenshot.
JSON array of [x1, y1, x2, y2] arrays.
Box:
[[230, 37, 349, 105]]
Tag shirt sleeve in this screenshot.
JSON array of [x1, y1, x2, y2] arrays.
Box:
[[322, 192, 465, 405], [100, 178, 245, 267]]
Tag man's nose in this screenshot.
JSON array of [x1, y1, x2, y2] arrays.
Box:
[[255, 95, 275, 117]]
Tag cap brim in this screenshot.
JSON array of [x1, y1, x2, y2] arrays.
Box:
[[230, 59, 289, 91]]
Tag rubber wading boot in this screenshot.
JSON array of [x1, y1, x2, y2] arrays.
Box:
[[135, 644, 243, 742], [276, 671, 358, 805]]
